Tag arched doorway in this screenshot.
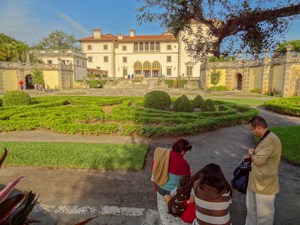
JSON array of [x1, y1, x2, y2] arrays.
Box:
[[134, 61, 142, 77], [143, 61, 151, 78], [236, 73, 242, 90], [152, 61, 161, 78], [25, 74, 34, 89]]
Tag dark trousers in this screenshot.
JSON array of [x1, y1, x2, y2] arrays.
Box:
[[156, 185, 170, 196]]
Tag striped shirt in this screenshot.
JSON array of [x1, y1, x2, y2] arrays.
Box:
[[192, 181, 232, 225]]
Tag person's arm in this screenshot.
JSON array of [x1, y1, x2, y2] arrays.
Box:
[[251, 141, 274, 167], [189, 195, 195, 203]]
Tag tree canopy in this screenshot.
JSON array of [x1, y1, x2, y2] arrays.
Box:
[[277, 39, 300, 52], [137, 0, 300, 59], [31, 68, 44, 85], [32, 30, 80, 50], [0, 33, 29, 62]]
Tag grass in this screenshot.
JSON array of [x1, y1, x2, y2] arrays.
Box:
[[214, 98, 268, 107], [270, 126, 300, 165], [0, 142, 148, 170]]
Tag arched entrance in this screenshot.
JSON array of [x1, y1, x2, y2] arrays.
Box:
[[25, 74, 34, 89], [152, 61, 161, 78], [134, 61, 142, 76], [236, 73, 243, 90], [143, 61, 151, 78]]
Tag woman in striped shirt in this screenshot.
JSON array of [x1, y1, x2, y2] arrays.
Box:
[[192, 163, 232, 225]]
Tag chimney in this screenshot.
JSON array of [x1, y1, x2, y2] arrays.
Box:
[[130, 29, 135, 37], [93, 28, 102, 39], [118, 34, 123, 40]]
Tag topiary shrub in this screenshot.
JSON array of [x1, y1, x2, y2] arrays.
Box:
[[173, 95, 193, 112], [2, 91, 31, 106], [192, 95, 204, 108], [144, 90, 171, 110], [201, 99, 217, 112]]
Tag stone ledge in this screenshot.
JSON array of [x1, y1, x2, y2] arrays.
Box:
[[156, 193, 191, 225]]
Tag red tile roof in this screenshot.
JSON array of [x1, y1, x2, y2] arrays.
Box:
[[78, 34, 177, 42]]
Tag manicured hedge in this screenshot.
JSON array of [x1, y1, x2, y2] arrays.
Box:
[[264, 97, 300, 117], [0, 96, 258, 137], [2, 91, 31, 106], [144, 90, 171, 109], [173, 95, 193, 112]]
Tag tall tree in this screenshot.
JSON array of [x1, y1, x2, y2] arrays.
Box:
[[0, 33, 29, 62], [31, 68, 44, 91], [33, 30, 80, 50], [137, 0, 300, 59], [210, 68, 221, 92], [12, 41, 29, 62]]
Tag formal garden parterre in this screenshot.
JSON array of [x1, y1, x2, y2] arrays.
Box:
[[0, 93, 258, 137]]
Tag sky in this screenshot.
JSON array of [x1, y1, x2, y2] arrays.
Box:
[[0, 0, 299, 46]]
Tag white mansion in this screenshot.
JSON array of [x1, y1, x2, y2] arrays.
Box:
[[78, 28, 201, 79]]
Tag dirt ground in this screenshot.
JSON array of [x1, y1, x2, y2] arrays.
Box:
[[0, 107, 300, 225]]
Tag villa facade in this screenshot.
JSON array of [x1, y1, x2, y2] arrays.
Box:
[[78, 28, 201, 79]]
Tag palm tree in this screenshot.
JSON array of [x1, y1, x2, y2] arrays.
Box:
[[12, 41, 29, 62]]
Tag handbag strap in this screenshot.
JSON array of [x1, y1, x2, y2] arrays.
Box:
[[255, 130, 271, 150]]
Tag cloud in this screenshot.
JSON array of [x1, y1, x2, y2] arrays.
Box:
[[0, 1, 90, 45], [57, 11, 90, 37], [0, 0, 52, 44]]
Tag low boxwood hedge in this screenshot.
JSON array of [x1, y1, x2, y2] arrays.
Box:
[[264, 97, 300, 117], [0, 96, 258, 137]]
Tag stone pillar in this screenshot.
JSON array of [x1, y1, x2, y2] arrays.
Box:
[[225, 67, 235, 90], [242, 65, 249, 91], [261, 51, 271, 93], [0, 68, 4, 93], [58, 63, 63, 90], [282, 45, 292, 97]]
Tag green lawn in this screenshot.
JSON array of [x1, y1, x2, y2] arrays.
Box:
[[214, 98, 268, 107], [270, 126, 300, 165], [0, 142, 148, 170]]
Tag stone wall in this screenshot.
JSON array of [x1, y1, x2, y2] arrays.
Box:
[[200, 49, 300, 97], [0, 62, 74, 93]]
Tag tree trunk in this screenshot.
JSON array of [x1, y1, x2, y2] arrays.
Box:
[[212, 40, 221, 57]]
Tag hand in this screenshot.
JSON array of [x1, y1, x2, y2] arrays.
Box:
[[243, 154, 251, 160], [248, 148, 255, 155]]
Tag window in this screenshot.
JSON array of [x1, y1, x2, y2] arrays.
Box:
[[123, 57, 127, 63], [167, 45, 172, 50], [104, 56, 108, 62], [139, 42, 144, 51], [104, 45, 108, 50], [167, 56, 172, 62], [88, 57, 93, 62], [156, 42, 160, 51], [150, 42, 154, 51], [123, 68, 128, 77], [134, 43, 138, 51], [47, 60, 52, 64], [82, 61, 85, 66], [122, 45, 127, 51], [87, 45, 92, 50], [167, 68, 172, 76], [77, 60, 79, 65], [145, 42, 149, 51], [187, 66, 193, 76]]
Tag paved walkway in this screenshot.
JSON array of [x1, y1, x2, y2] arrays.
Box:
[[0, 107, 300, 224]]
